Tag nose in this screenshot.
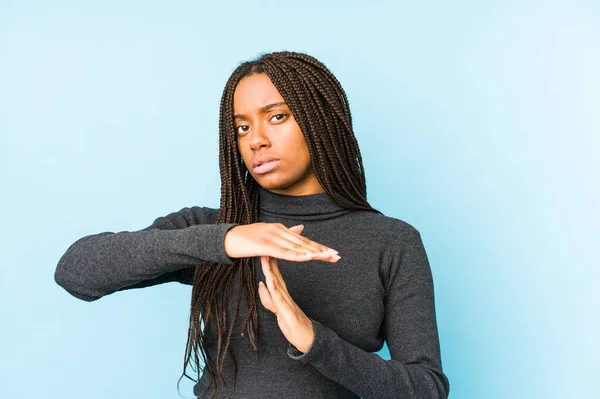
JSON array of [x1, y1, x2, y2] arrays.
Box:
[[248, 124, 270, 151]]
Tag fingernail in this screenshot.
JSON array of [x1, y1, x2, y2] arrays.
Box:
[[322, 248, 339, 255], [331, 255, 341, 261]]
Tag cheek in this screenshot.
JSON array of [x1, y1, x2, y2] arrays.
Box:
[[291, 131, 311, 162], [237, 143, 252, 168], [282, 125, 309, 155]]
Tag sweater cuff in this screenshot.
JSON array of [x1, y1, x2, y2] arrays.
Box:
[[193, 223, 238, 265], [287, 318, 334, 364]]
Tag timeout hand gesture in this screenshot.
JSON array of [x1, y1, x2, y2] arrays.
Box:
[[258, 225, 340, 353], [225, 224, 341, 353]]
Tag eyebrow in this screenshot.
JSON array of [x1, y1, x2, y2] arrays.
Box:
[[233, 102, 288, 121]]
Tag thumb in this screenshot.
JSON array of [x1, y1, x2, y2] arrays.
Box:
[[289, 224, 304, 234]]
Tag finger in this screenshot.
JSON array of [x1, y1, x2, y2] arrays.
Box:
[[261, 255, 288, 295], [268, 226, 340, 261], [288, 225, 304, 234], [274, 223, 338, 255], [267, 255, 288, 293], [284, 230, 336, 254], [264, 236, 329, 262], [258, 281, 275, 312], [259, 257, 287, 311], [268, 233, 323, 256], [261, 256, 276, 292], [262, 257, 283, 295], [286, 251, 341, 263], [261, 256, 289, 306]]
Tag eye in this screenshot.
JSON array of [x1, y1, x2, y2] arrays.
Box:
[[236, 125, 250, 135], [271, 113, 287, 122]]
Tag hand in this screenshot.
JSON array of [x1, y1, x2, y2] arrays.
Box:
[[224, 223, 340, 262], [258, 254, 318, 353]]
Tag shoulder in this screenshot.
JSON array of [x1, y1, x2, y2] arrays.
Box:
[[352, 210, 423, 247], [149, 206, 220, 230], [351, 210, 428, 273], [356, 212, 432, 293]]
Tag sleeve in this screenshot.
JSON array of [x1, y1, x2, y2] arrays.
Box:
[[54, 206, 238, 302], [286, 227, 450, 399]]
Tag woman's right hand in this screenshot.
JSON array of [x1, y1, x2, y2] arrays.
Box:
[[223, 223, 340, 263]]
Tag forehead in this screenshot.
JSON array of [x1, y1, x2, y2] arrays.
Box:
[[233, 73, 285, 112]]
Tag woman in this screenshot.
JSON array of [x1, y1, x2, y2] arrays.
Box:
[[55, 51, 450, 398]]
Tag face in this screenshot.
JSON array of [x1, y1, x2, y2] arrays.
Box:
[[233, 73, 324, 196]]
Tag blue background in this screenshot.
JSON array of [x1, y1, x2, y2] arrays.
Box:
[[1, 1, 598, 398]]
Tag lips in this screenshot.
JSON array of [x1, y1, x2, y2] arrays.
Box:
[[252, 156, 280, 169], [253, 160, 280, 175]]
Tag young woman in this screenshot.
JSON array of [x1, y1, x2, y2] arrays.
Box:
[[55, 51, 450, 398]]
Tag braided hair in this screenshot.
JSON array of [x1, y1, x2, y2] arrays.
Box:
[[177, 51, 381, 398]]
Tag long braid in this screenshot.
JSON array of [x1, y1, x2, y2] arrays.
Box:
[[177, 51, 381, 399], [264, 52, 372, 208], [279, 58, 363, 199]]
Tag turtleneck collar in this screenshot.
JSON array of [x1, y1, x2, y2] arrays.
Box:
[[258, 187, 353, 221]]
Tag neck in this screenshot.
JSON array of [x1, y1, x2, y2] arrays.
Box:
[[258, 187, 352, 221]]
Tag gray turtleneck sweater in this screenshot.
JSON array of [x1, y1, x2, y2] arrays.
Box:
[[55, 188, 449, 398]]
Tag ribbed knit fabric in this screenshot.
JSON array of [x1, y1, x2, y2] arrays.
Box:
[[55, 187, 449, 398]]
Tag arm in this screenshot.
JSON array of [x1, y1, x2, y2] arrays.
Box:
[[54, 206, 238, 302], [287, 227, 450, 399]]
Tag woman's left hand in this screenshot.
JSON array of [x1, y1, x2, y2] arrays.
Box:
[[258, 255, 315, 354]]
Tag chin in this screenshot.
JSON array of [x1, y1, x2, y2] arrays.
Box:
[[257, 180, 291, 191], [254, 175, 295, 191]]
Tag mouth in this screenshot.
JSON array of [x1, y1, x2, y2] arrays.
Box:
[[253, 159, 280, 175]]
